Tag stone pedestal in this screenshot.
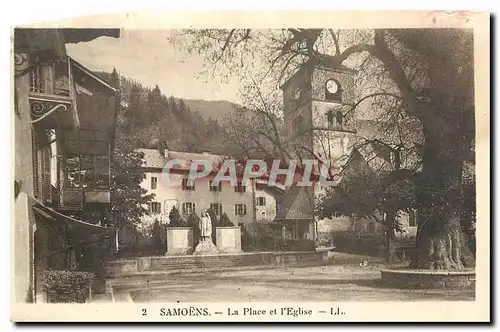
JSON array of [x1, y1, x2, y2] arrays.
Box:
[[194, 238, 219, 255], [166, 227, 194, 255], [216, 226, 242, 253]]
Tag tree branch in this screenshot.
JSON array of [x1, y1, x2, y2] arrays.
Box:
[[344, 92, 403, 117], [330, 31, 425, 120], [328, 29, 341, 55]]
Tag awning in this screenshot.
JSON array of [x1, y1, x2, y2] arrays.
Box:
[[14, 28, 120, 56], [32, 203, 118, 253], [62, 28, 120, 43], [14, 29, 66, 57]]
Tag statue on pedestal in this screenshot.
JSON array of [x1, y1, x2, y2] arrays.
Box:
[[199, 210, 212, 240], [193, 209, 219, 255]]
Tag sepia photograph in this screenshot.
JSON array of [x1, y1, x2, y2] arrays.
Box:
[[10, 11, 490, 322]]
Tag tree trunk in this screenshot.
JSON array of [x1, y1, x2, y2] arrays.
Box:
[[413, 125, 474, 270], [414, 211, 465, 269], [384, 212, 396, 263]]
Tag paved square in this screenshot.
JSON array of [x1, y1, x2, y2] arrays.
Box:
[[129, 265, 475, 302]]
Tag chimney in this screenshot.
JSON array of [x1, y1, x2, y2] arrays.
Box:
[[161, 142, 169, 158]]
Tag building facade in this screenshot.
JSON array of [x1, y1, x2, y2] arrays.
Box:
[[137, 148, 282, 228], [13, 28, 120, 303]]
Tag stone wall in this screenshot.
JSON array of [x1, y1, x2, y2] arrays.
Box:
[[381, 269, 476, 289]]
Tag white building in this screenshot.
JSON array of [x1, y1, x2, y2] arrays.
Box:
[[137, 148, 282, 228]]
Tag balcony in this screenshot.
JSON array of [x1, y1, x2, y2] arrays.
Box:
[[53, 152, 111, 211], [55, 187, 111, 212], [27, 60, 76, 129], [58, 187, 84, 211]]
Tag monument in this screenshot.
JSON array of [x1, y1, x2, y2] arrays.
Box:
[[193, 210, 219, 255]]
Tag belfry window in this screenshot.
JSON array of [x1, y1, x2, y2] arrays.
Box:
[[336, 111, 343, 128], [327, 110, 343, 129]]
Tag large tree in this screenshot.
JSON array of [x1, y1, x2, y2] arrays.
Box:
[[174, 28, 475, 269], [109, 69, 154, 231]]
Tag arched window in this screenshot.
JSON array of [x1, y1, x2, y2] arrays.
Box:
[[326, 110, 343, 129], [336, 111, 343, 128], [327, 111, 334, 128]]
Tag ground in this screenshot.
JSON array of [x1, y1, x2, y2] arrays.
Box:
[[126, 261, 474, 302]]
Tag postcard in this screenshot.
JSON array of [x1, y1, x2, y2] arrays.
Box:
[[11, 10, 490, 322]]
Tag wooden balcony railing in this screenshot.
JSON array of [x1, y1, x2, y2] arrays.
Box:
[[27, 62, 74, 128]]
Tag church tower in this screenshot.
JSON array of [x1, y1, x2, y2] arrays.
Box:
[[275, 57, 357, 242], [280, 56, 357, 171]]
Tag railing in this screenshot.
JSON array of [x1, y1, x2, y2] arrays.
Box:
[[54, 181, 84, 211], [29, 62, 71, 97]]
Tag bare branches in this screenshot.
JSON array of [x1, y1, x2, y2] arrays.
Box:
[[214, 29, 236, 64], [344, 92, 403, 117], [328, 29, 341, 55]]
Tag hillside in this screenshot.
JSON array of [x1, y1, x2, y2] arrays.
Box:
[[94, 70, 238, 155], [182, 99, 241, 122], [96, 70, 240, 123]]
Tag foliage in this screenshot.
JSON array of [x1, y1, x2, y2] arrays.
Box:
[[107, 68, 154, 231], [151, 219, 166, 254], [330, 234, 386, 257], [41, 269, 95, 303], [204, 209, 215, 222], [186, 212, 201, 227], [174, 28, 476, 269], [96, 71, 230, 155], [218, 212, 234, 227], [316, 153, 416, 237], [167, 206, 186, 227], [281, 239, 316, 252]]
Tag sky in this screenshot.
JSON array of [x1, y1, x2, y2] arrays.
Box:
[[66, 30, 243, 103]]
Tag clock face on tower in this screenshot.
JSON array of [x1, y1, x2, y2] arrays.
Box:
[[325, 79, 339, 94], [324, 79, 342, 102]]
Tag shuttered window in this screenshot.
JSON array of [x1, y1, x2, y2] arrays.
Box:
[[235, 204, 247, 216]]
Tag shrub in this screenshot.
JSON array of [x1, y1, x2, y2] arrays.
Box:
[[207, 209, 218, 225], [167, 206, 186, 227], [152, 219, 166, 254], [186, 212, 201, 226], [282, 239, 316, 251], [41, 269, 94, 303], [218, 212, 234, 227]]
